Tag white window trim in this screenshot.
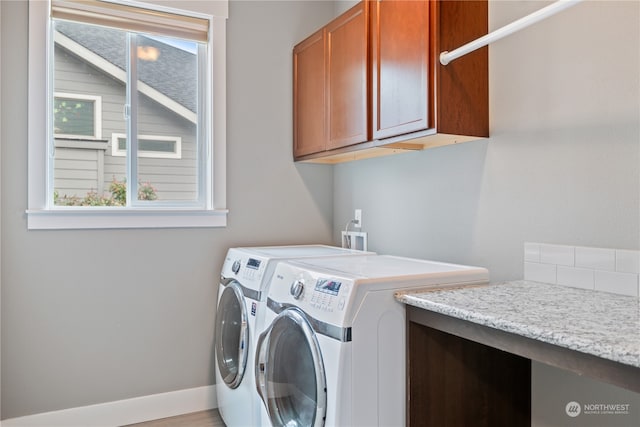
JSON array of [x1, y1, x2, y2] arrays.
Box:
[[111, 133, 182, 159], [27, 0, 228, 229], [54, 92, 103, 139]]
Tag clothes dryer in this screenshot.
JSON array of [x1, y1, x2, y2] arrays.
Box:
[[255, 255, 489, 427], [214, 245, 372, 427]]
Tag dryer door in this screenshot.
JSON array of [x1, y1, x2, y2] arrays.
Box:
[[215, 281, 249, 389], [255, 308, 327, 427]]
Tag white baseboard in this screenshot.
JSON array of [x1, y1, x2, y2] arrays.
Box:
[[1, 385, 217, 427]]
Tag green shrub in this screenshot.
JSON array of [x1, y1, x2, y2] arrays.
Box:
[[137, 181, 158, 201], [54, 178, 158, 206]]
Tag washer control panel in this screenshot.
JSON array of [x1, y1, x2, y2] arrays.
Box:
[[228, 257, 262, 280], [242, 257, 262, 280], [221, 249, 265, 285]]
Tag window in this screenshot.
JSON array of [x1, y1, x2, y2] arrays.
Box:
[[54, 93, 102, 139], [27, 0, 228, 229], [112, 134, 181, 159]]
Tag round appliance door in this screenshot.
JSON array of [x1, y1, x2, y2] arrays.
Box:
[[256, 308, 327, 427], [215, 281, 249, 389]]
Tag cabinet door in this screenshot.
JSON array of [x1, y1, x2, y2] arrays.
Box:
[[371, 0, 430, 140], [293, 28, 326, 158], [325, 2, 369, 150]]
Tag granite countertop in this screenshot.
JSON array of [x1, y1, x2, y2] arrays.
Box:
[[396, 280, 640, 368]]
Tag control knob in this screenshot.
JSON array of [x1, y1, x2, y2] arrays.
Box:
[[231, 260, 241, 275], [290, 280, 304, 300]]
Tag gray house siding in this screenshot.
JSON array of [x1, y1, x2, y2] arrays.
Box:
[[54, 43, 197, 202], [54, 142, 107, 196]]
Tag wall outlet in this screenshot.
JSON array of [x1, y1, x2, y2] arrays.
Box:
[[354, 209, 362, 228]]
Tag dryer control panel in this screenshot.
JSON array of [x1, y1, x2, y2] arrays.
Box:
[[287, 277, 347, 312], [310, 278, 349, 312], [270, 262, 357, 325]]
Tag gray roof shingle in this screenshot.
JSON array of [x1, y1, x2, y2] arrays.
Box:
[[55, 21, 198, 113]]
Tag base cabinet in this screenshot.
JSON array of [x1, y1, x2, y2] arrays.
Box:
[[408, 321, 531, 427]]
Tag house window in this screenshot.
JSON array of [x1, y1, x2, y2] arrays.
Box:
[[112, 134, 182, 159], [28, 0, 229, 229], [54, 93, 102, 139]]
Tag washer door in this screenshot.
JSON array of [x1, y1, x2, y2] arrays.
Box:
[[215, 281, 249, 389], [255, 308, 327, 427]]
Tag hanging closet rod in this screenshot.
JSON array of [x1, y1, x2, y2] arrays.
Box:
[[440, 0, 584, 66]]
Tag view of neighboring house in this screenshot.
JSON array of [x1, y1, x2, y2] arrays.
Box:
[[53, 20, 199, 203]]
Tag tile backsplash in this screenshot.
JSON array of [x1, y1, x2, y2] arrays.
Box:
[[524, 243, 639, 297]]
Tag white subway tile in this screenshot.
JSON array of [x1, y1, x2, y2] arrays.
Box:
[[575, 246, 615, 271], [524, 242, 541, 262], [595, 270, 639, 297], [616, 250, 640, 274], [540, 244, 575, 266], [524, 262, 557, 284], [557, 266, 594, 290]]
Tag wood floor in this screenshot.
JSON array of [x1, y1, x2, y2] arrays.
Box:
[[123, 409, 225, 427]]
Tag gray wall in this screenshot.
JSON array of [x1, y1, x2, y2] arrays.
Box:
[[332, 0, 640, 425], [0, 0, 335, 419], [333, 0, 639, 278]]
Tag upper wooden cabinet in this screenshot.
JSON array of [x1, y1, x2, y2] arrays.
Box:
[[326, 2, 369, 150], [293, 2, 369, 158], [371, 0, 430, 140], [293, 28, 326, 158], [436, 0, 489, 138], [293, 0, 488, 163]]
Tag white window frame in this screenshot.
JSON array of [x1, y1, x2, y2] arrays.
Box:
[[54, 92, 103, 139], [111, 133, 182, 159], [27, 0, 228, 229]]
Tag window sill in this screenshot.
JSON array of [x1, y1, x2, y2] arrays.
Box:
[[26, 208, 228, 230]]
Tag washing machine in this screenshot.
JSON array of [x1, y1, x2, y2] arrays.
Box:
[[214, 245, 372, 427], [255, 254, 489, 427]]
